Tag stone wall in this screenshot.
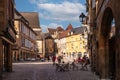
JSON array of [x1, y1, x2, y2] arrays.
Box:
[[89, 0, 120, 80]]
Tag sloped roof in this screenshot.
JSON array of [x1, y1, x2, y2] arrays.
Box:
[[66, 24, 73, 30], [71, 27, 87, 34], [44, 33, 53, 39], [20, 12, 40, 28], [44, 33, 51, 38], [47, 26, 64, 35], [56, 27, 64, 31], [14, 9, 37, 35], [58, 24, 73, 39], [59, 29, 71, 39], [14, 9, 28, 23], [47, 28, 56, 35]]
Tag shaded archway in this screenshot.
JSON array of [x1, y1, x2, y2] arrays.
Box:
[[99, 7, 116, 79]]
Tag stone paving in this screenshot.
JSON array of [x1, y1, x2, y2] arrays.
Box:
[[3, 62, 99, 80]]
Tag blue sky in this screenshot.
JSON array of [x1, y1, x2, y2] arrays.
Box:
[[15, 0, 86, 32]]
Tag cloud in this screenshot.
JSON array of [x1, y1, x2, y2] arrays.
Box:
[[29, 0, 85, 21], [41, 23, 63, 32], [37, 1, 85, 21], [48, 23, 63, 28], [28, 0, 85, 32]]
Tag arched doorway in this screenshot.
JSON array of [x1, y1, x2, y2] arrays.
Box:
[[99, 7, 116, 79]]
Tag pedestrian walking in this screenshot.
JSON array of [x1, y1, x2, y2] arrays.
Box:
[[77, 57, 83, 65], [47, 56, 50, 62], [57, 56, 62, 64], [71, 59, 78, 71], [80, 56, 90, 71], [52, 55, 56, 65]]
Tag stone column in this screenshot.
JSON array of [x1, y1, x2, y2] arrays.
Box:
[[8, 44, 12, 72], [115, 18, 120, 80], [116, 35, 120, 80], [0, 38, 3, 79], [98, 35, 107, 79]]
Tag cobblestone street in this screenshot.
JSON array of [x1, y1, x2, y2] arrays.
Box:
[[3, 62, 99, 80]]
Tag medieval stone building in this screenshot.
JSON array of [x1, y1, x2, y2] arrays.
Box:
[[87, 0, 120, 80], [44, 33, 55, 58], [20, 12, 42, 60], [0, 0, 16, 79], [13, 10, 37, 61]]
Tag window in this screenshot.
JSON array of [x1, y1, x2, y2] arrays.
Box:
[[71, 32, 73, 35], [84, 35, 88, 39], [72, 52, 75, 57], [84, 52, 87, 56], [80, 44, 82, 48], [71, 47, 73, 49], [83, 41, 85, 44], [82, 34, 84, 38], [83, 46, 85, 49], [110, 19, 115, 38], [21, 24, 24, 33], [21, 38, 25, 46], [78, 52, 82, 57], [80, 37, 82, 40]]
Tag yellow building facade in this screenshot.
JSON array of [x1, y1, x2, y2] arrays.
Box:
[[65, 27, 88, 59]]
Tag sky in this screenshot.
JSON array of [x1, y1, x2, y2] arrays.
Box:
[[15, 0, 86, 32]]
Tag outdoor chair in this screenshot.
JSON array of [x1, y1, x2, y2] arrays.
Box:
[[55, 63, 70, 72]]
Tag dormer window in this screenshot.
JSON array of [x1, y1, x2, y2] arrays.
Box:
[[68, 32, 70, 35], [82, 33, 84, 37], [71, 32, 73, 35]]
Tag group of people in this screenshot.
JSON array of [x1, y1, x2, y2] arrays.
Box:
[[76, 55, 90, 71], [52, 55, 63, 65], [51, 55, 90, 72]]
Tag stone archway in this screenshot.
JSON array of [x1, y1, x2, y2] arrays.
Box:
[[99, 7, 116, 79]]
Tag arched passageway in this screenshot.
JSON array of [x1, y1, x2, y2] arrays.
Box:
[[99, 7, 116, 79]]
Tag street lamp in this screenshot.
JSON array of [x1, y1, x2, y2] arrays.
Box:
[[79, 13, 86, 24]]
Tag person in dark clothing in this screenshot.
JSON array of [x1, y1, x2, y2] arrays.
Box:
[[80, 56, 90, 71], [47, 56, 50, 62], [57, 56, 62, 63], [52, 55, 56, 65]]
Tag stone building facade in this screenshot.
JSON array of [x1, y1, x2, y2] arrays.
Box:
[[13, 10, 37, 61], [87, 0, 120, 80], [47, 26, 64, 56], [20, 12, 42, 59], [44, 33, 55, 58], [0, 0, 16, 78], [47, 27, 64, 39]]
